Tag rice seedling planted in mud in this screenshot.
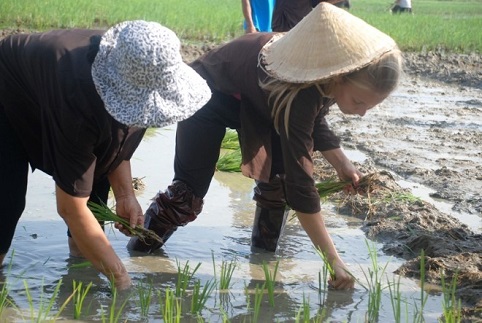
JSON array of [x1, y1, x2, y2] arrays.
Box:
[[175, 259, 201, 297], [87, 200, 163, 246], [413, 249, 428, 323], [136, 279, 154, 318], [72, 280, 93, 319], [356, 240, 390, 323], [190, 278, 216, 314], [440, 270, 462, 323], [262, 260, 279, 307], [252, 283, 265, 323], [159, 287, 182, 323], [218, 257, 237, 290]]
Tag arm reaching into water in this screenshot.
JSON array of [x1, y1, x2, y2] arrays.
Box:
[[297, 211, 355, 289]]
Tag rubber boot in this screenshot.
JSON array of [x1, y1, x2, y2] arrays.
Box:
[[127, 181, 203, 253], [251, 206, 289, 252]]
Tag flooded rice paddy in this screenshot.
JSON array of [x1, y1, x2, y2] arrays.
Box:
[[2, 75, 481, 322]]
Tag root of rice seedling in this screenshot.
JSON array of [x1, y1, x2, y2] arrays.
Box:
[[72, 280, 93, 319], [88, 200, 162, 245], [315, 172, 383, 199], [262, 260, 279, 307]]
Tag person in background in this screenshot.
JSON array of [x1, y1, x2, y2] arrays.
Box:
[[242, 0, 276, 33], [128, 3, 402, 290], [391, 0, 412, 13], [0, 20, 211, 290], [272, 0, 350, 32]]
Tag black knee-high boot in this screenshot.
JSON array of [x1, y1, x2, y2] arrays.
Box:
[[127, 181, 203, 253], [251, 206, 289, 252]]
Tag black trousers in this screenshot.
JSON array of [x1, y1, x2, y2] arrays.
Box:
[[0, 105, 28, 254], [173, 90, 242, 198], [173, 90, 287, 211]]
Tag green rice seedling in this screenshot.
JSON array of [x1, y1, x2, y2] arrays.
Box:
[[88, 200, 162, 245], [252, 283, 265, 323], [216, 149, 242, 172], [220, 129, 240, 150], [23, 278, 72, 322], [387, 275, 409, 323], [175, 259, 201, 297], [219, 258, 237, 290], [261, 260, 279, 307], [0, 281, 10, 318], [295, 293, 311, 323], [100, 285, 130, 323], [159, 287, 182, 323], [356, 240, 390, 323], [72, 280, 93, 319], [314, 247, 336, 284], [413, 250, 428, 323], [190, 278, 216, 314], [136, 279, 154, 318], [440, 270, 462, 323], [0, 254, 16, 318]]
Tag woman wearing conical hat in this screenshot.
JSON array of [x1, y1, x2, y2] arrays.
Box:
[[129, 3, 402, 289]]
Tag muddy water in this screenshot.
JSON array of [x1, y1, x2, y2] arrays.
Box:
[[1, 124, 451, 323]]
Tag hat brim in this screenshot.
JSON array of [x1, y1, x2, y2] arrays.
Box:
[[91, 20, 211, 127], [93, 59, 211, 127]]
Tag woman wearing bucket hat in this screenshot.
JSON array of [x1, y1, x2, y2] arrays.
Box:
[[0, 20, 211, 289], [128, 3, 402, 289]]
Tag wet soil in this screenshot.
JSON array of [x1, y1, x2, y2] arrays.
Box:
[[182, 44, 482, 321]]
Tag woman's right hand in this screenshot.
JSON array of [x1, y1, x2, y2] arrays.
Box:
[[329, 259, 355, 290]]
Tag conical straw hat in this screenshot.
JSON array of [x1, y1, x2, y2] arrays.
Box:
[[260, 2, 398, 83]]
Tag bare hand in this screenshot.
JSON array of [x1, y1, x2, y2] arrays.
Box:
[[113, 195, 143, 236], [329, 261, 355, 290]]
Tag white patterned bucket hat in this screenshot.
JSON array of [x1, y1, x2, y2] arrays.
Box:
[[261, 3, 398, 83], [92, 20, 211, 127]]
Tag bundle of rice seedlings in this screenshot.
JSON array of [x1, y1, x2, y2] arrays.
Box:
[[216, 149, 242, 172], [315, 172, 381, 199], [220, 129, 240, 150], [87, 201, 162, 244]]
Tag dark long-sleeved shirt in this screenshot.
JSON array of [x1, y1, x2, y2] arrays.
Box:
[[0, 29, 145, 197], [190, 33, 340, 213]]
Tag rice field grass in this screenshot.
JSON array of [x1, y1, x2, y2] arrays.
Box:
[[0, 0, 480, 52]]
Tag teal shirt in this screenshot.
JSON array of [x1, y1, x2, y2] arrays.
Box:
[[244, 0, 276, 32]]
